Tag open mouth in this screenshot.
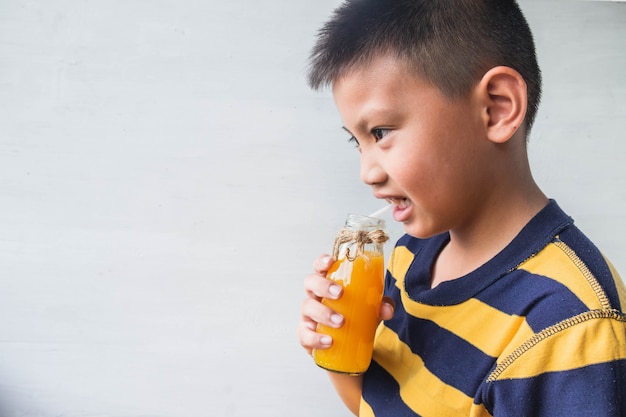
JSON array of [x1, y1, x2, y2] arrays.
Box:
[[386, 198, 412, 222]]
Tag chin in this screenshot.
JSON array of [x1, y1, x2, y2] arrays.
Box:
[[404, 224, 437, 239], [402, 223, 442, 240]]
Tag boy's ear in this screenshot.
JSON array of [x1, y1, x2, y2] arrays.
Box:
[[477, 66, 528, 143]]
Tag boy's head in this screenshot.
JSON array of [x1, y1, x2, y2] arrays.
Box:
[[308, 0, 542, 134]]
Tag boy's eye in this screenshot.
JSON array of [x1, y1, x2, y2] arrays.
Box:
[[348, 135, 360, 147], [371, 128, 390, 141]]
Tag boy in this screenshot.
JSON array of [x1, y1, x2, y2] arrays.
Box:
[[296, 1, 626, 416]]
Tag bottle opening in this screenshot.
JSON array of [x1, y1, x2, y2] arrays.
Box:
[[345, 213, 386, 231]]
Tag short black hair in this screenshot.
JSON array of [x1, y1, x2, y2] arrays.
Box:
[[308, 0, 542, 132]]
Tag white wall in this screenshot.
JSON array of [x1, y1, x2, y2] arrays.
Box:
[[0, 1, 623, 416]]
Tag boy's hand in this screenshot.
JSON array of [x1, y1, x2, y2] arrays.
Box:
[[296, 254, 395, 356], [297, 255, 343, 355]]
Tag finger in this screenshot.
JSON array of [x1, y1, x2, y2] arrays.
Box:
[[380, 296, 396, 321], [301, 298, 344, 328], [304, 273, 343, 300], [313, 254, 335, 274], [297, 320, 333, 354]]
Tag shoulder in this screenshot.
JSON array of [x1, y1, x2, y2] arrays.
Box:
[[518, 221, 626, 313], [488, 309, 626, 382], [481, 310, 626, 415], [479, 221, 626, 414]]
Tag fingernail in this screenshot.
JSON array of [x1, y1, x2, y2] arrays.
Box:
[[330, 314, 343, 325], [329, 285, 342, 298], [320, 335, 332, 346], [322, 256, 332, 265]]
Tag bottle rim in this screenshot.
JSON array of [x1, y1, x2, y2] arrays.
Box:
[[344, 213, 386, 230]]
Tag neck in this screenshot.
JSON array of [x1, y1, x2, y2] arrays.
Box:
[[431, 151, 548, 288]]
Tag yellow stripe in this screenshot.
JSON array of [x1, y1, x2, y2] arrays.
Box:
[[605, 256, 626, 312], [373, 326, 474, 416], [388, 245, 415, 280], [490, 310, 626, 381], [518, 242, 607, 310], [393, 272, 532, 358]]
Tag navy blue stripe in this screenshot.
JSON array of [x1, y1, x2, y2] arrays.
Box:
[[482, 360, 626, 416], [363, 360, 421, 417], [384, 282, 497, 397], [474, 269, 589, 332]]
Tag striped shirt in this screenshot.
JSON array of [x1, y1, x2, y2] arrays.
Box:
[[361, 200, 626, 416]]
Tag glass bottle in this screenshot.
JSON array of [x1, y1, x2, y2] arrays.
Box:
[[313, 214, 388, 375]]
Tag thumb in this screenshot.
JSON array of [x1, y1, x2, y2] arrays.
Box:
[[380, 296, 396, 321]]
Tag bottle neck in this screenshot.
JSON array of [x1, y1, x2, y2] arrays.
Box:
[[333, 214, 388, 260], [344, 214, 385, 232]]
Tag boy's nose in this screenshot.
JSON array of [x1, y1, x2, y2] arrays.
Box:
[[360, 152, 386, 186]]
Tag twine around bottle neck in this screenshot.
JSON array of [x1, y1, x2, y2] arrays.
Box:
[[332, 228, 389, 262]]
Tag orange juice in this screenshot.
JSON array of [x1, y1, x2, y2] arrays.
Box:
[[313, 251, 385, 375]]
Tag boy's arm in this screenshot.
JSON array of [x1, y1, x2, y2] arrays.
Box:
[[327, 373, 363, 416]]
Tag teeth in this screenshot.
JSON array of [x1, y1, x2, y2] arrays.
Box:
[[387, 198, 409, 208]]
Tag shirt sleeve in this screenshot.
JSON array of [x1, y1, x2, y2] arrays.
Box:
[[480, 311, 626, 417]]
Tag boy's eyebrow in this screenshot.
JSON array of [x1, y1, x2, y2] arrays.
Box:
[[346, 107, 398, 135], [342, 118, 371, 136]]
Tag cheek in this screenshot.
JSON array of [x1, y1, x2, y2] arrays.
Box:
[[393, 150, 465, 207], [391, 153, 436, 192]]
